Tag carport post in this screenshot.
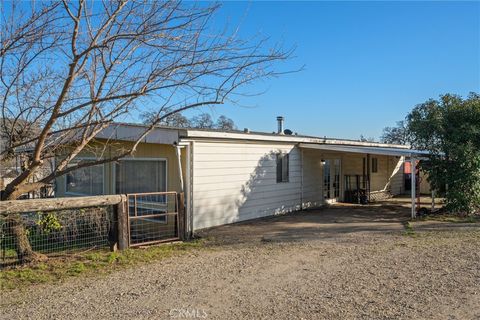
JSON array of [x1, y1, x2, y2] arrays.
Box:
[[410, 156, 416, 219]]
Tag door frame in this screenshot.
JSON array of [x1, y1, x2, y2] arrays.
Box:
[[323, 158, 342, 203]]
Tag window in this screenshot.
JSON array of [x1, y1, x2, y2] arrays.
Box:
[[276, 153, 289, 183], [65, 162, 104, 195], [372, 158, 378, 173], [115, 159, 167, 194], [116, 159, 168, 223]]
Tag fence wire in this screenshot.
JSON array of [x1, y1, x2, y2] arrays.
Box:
[[128, 192, 178, 246], [1, 206, 115, 269]]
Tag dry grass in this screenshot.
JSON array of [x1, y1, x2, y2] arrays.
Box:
[[0, 239, 205, 291]]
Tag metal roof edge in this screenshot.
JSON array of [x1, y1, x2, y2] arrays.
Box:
[[183, 129, 410, 149], [98, 122, 412, 150], [298, 143, 430, 157]]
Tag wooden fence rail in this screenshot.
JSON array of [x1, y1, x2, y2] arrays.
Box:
[[0, 195, 124, 214]]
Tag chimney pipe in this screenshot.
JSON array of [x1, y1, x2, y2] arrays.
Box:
[[277, 116, 284, 135]]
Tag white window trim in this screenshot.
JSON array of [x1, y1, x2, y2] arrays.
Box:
[[64, 157, 106, 196]]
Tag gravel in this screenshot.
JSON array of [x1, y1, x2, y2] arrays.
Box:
[[1, 211, 479, 320]]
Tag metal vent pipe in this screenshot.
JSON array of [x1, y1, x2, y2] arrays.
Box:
[[277, 116, 284, 135]]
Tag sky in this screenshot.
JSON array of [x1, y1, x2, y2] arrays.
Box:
[[187, 1, 480, 140]]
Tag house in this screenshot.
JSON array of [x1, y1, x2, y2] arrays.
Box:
[[55, 117, 428, 237]]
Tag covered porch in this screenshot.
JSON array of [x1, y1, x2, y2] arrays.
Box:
[[299, 143, 431, 218]]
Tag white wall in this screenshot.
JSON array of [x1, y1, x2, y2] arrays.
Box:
[[302, 149, 324, 208], [192, 141, 302, 230]]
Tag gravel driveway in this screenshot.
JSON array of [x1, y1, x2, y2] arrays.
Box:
[[1, 205, 479, 320]]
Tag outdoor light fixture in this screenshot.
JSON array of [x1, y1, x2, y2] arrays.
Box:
[[321, 159, 326, 165]]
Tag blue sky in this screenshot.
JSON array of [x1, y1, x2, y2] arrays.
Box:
[[187, 1, 480, 140]]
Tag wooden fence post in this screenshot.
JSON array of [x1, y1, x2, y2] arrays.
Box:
[[177, 192, 186, 240], [117, 195, 129, 250]]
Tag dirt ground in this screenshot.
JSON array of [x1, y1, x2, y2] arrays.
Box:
[[1, 204, 479, 320]]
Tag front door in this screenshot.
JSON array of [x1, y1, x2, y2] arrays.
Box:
[[323, 159, 341, 203]]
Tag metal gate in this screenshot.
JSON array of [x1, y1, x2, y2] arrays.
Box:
[[127, 192, 179, 247]]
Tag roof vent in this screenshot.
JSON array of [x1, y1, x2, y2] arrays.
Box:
[[277, 116, 284, 135]]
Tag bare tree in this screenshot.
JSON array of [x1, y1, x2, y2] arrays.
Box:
[[0, 0, 291, 262], [190, 113, 214, 129], [141, 110, 191, 128], [1, 0, 290, 200], [215, 115, 236, 130], [359, 134, 376, 143], [141, 110, 237, 130]]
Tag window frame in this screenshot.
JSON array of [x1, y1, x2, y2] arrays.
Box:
[[276, 152, 290, 183], [64, 158, 105, 196]]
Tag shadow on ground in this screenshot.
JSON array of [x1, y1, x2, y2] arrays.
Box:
[[198, 204, 412, 245]]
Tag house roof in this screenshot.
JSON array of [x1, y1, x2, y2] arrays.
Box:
[[104, 122, 409, 147], [95, 122, 429, 157]]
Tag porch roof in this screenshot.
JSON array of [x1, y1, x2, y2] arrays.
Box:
[[298, 143, 429, 158]]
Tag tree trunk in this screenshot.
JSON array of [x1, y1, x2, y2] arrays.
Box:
[[4, 215, 47, 264], [2, 181, 48, 263]]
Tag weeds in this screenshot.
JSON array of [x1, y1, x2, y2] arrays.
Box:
[[403, 221, 416, 237]]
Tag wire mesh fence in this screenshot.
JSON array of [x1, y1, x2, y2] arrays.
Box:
[[0, 192, 184, 269], [1, 206, 115, 269], [128, 192, 179, 246]]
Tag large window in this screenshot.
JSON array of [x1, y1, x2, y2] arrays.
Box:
[[65, 162, 104, 195], [276, 153, 289, 183], [115, 159, 167, 194], [116, 159, 168, 223]]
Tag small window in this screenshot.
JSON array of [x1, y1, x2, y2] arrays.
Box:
[[372, 158, 378, 173], [66, 162, 104, 195], [276, 153, 289, 183]]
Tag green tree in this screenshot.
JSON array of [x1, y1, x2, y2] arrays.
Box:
[[406, 93, 480, 215]]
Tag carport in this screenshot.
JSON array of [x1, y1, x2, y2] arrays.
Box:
[[298, 143, 430, 218]]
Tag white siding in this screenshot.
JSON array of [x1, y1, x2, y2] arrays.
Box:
[[302, 149, 324, 208], [192, 141, 302, 230]]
